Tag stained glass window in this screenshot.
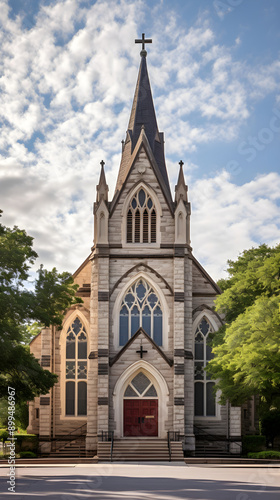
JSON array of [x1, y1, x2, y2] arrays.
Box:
[[194, 317, 216, 417], [65, 317, 87, 416], [119, 278, 163, 346], [126, 188, 157, 243]]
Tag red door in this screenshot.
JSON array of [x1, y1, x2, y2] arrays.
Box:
[[124, 399, 158, 436]]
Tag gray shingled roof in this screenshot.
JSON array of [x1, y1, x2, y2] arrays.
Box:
[[114, 54, 172, 205]]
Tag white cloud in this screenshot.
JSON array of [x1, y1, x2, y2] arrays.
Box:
[[191, 171, 280, 279], [0, 0, 279, 283]]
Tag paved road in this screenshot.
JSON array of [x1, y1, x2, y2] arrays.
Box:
[[0, 462, 279, 499]]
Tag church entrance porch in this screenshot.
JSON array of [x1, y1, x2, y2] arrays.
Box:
[[123, 399, 158, 436], [122, 371, 159, 437], [112, 360, 170, 439]]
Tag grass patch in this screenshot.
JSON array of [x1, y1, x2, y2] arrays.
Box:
[[248, 451, 280, 459], [0, 452, 20, 459], [19, 451, 37, 458]]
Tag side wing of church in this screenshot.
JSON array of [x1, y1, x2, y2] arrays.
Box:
[[28, 40, 248, 458]]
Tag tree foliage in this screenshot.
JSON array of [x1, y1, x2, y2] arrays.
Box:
[[0, 211, 82, 403], [207, 244, 280, 409]]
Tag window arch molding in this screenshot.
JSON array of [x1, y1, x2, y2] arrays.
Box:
[[112, 272, 169, 350], [112, 360, 169, 438], [192, 311, 221, 420], [121, 182, 162, 247], [60, 310, 89, 419]]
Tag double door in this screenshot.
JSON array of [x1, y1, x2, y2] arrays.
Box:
[[123, 399, 158, 436]]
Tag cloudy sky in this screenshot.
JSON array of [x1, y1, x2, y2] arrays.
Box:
[[0, 0, 279, 281]]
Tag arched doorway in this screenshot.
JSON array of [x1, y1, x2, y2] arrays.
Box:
[[123, 372, 158, 436]]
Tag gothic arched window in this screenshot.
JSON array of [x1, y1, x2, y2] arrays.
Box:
[[124, 372, 158, 398], [194, 317, 216, 417], [119, 278, 163, 346], [65, 317, 87, 416], [127, 188, 156, 243]]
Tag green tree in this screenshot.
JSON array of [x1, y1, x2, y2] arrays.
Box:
[[207, 244, 280, 410], [0, 211, 82, 404], [19, 322, 43, 345]]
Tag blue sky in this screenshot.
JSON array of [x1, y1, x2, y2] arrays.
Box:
[[0, 0, 279, 279]]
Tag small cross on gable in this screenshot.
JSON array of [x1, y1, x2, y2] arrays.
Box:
[[136, 344, 148, 359]]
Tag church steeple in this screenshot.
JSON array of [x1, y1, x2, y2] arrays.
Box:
[[113, 34, 172, 207], [96, 160, 109, 203]]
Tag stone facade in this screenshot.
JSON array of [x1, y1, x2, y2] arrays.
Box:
[[28, 49, 242, 456]]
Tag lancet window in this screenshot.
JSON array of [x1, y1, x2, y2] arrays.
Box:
[[194, 317, 216, 417], [127, 188, 156, 243], [119, 278, 163, 346], [65, 317, 87, 416]]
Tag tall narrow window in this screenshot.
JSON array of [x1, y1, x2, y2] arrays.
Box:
[[66, 317, 87, 416], [194, 317, 216, 417], [119, 278, 163, 346], [127, 210, 133, 243], [126, 188, 157, 243]]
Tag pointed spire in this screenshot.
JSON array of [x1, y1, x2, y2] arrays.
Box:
[[96, 160, 109, 203], [175, 160, 188, 203], [114, 38, 172, 204]]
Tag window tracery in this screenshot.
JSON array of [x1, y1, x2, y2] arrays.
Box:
[[127, 188, 156, 243], [65, 317, 87, 416], [124, 372, 158, 398], [119, 278, 163, 346]]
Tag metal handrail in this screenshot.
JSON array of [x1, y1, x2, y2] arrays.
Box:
[[193, 424, 242, 453], [169, 431, 183, 442], [99, 430, 114, 442], [167, 431, 171, 461], [38, 422, 87, 454], [110, 432, 114, 462]]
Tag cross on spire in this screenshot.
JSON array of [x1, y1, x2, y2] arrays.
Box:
[[135, 33, 152, 53], [100, 160, 105, 168], [179, 160, 184, 168]]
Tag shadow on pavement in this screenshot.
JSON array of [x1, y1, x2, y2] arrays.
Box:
[[0, 473, 279, 500]]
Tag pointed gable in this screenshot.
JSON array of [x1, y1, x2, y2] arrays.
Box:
[[109, 328, 173, 367], [110, 128, 174, 215]]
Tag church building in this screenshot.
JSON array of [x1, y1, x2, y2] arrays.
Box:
[[28, 35, 245, 459]]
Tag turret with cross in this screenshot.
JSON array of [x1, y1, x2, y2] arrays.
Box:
[[96, 159, 109, 203], [175, 160, 188, 203]]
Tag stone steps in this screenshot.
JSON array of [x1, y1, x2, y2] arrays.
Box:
[[48, 437, 87, 458], [98, 439, 184, 461]]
